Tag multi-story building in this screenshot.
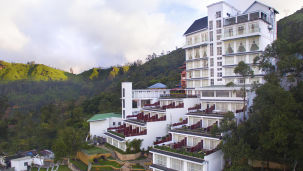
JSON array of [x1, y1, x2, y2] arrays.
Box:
[[149, 1, 278, 171]]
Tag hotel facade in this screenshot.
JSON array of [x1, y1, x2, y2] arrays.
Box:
[[99, 1, 278, 171]]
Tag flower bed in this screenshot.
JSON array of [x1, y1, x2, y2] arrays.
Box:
[[154, 145, 205, 159]]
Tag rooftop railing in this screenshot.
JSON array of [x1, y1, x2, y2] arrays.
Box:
[[224, 11, 271, 26]]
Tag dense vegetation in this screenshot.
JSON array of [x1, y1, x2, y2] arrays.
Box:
[[0, 48, 185, 154], [222, 8, 303, 170]]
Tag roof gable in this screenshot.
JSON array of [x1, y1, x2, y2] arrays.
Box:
[[243, 1, 278, 14], [184, 17, 208, 36], [148, 83, 167, 89]]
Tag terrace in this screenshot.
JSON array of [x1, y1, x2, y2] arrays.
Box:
[[126, 112, 166, 122], [224, 11, 272, 27], [169, 125, 221, 139], [107, 124, 147, 137], [160, 94, 198, 99]]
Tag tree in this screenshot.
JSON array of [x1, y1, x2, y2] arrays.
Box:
[[234, 61, 254, 120], [52, 127, 84, 161]]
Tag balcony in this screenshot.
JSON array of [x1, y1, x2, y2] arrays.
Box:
[[135, 113, 167, 122], [160, 94, 198, 99], [172, 118, 188, 127], [224, 11, 272, 27], [188, 104, 201, 112], [154, 133, 172, 145], [173, 137, 187, 149]]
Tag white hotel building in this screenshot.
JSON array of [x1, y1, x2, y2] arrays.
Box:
[[150, 1, 277, 171], [101, 1, 278, 171]]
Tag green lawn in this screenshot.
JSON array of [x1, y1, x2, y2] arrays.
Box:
[[95, 159, 122, 168], [82, 146, 110, 155], [132, 163, 145, 169], [57, 165, 71, 171], [70, 159, 88, 171]]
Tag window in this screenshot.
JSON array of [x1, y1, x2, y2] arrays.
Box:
[[195, 48, 200, 58], [187, 37, 192, 45], [217, 78, 222, 81], [209, 31, 213, 42], [237, 25, 245, 35], [211, 79, 214, 86], [249, 23, 259, 33], [217, 72, 222, 77], [202, 91, 214, 97], [202, 47, 207, 57], [225, 41, 234, 54], [237, 39, 246, 52], [224, 27, 233, 37], [122, 99, 125, 108], [217, 68, 222, 71], [216, 29, 222, 34], [217, 62, 222, 66], [216, 20, 222, 28], [225, 56, 234, 65], [24, 162, 28, 166], [170, 158, 184, 171], [216, 11, 222, 18], [210, 58, 214, 67], [155, 154, 167, 166], [217, 35, 221, 41], [237, 55, 246, 63], [217, 57, 222, 60], [209, 21, 213, 30], [217, 47, 222, 55], [210, 44, 214, 56], [210, 68, 214, 77], [122, 88, 125, 97], [113, 122, 115, 126], [238, 78, 245, 84], [118, 122, 121, 125], [217, 42, 222, 45], [123, 110, 125, 118], [249, 37, 259, 51]]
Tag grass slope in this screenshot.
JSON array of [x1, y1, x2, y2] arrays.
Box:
[[0, 61, 71, 81]]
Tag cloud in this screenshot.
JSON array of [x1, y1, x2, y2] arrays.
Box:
[[0, 0, 301, 73]]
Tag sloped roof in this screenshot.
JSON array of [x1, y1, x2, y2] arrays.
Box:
[[87, 113, 121, 122], [148, 83, 167, 89], [243, 1, 279, 14], [184, 17, 208, 35]]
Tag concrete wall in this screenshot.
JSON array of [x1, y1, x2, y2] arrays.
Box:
[[11, 157, 32, 171], [89, 120, 108, 138], [204, 150, 224, 171], [122, 82, 133, 119]]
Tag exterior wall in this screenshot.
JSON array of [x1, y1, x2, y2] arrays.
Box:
[[11, 157, 33, 171], [109, 117, 123, 127], [106, 137, 127, 151], [204, 150, 224, 171], [122, 82, 133, 119], [90, 120, 108, 138]]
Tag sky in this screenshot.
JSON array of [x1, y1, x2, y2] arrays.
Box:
[[0, 0, 301, 73]]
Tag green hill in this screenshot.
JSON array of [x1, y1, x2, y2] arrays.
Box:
[[0, 61, 72, 81], [278, 8, 303, 43]]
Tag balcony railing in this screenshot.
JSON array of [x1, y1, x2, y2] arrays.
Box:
[[172, 118, 188, 127], [160, 94, 198, 98], [136, 113, 166, 122], [154, 133, 172, 145], [188, 104, 201, 112], [188, 141, 203, 152], [144, 101, 160, 108], [173, 137, 187, 149], [224, 11, 272, 26], [190, 120, 202, 130]]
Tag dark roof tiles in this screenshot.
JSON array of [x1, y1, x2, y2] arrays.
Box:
[[184, 17, 208, 35]]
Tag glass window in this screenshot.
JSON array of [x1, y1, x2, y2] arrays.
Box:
[[123, 110, 125, 118], [224, 27, 233, 37], [216, 29, 222, 34], [195, 48, 200, 58], [210, 68, 214, 77], [209, 21, 213, 30], [216, 90, 229, 97], [217, 72, 222, 77], [249, 23, 259, 33], [217, 78, 222, 81], [202, 91, 214, 97], [122, 88, 125, 97], [217, 62, 222, 66], [225, 56, 234, 65], [216, 11, 222, 18], [216, 20, 222, 28], [237, 55, 246, 63], [217, 35, 222, 41], [237, 25, 245, 35], [211, 79, 214, 86], [210, 44, 214, 56], [217, 47, 222, 55], [237, 39, 246, 52], [217, 68, 222, 71], [155, 154, 167, 166], [187, 37, 192, 45], [209, 31, 213, 42], [123, 99, 125, 108], [187, 162, 203, 171], [210, 58, 214, 67], [249, 37, 259, 51], [170, 158, 184, 171], [202, 47, 207, 57], [225, 41, 234, 54], [113, 122, 115, 126]]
